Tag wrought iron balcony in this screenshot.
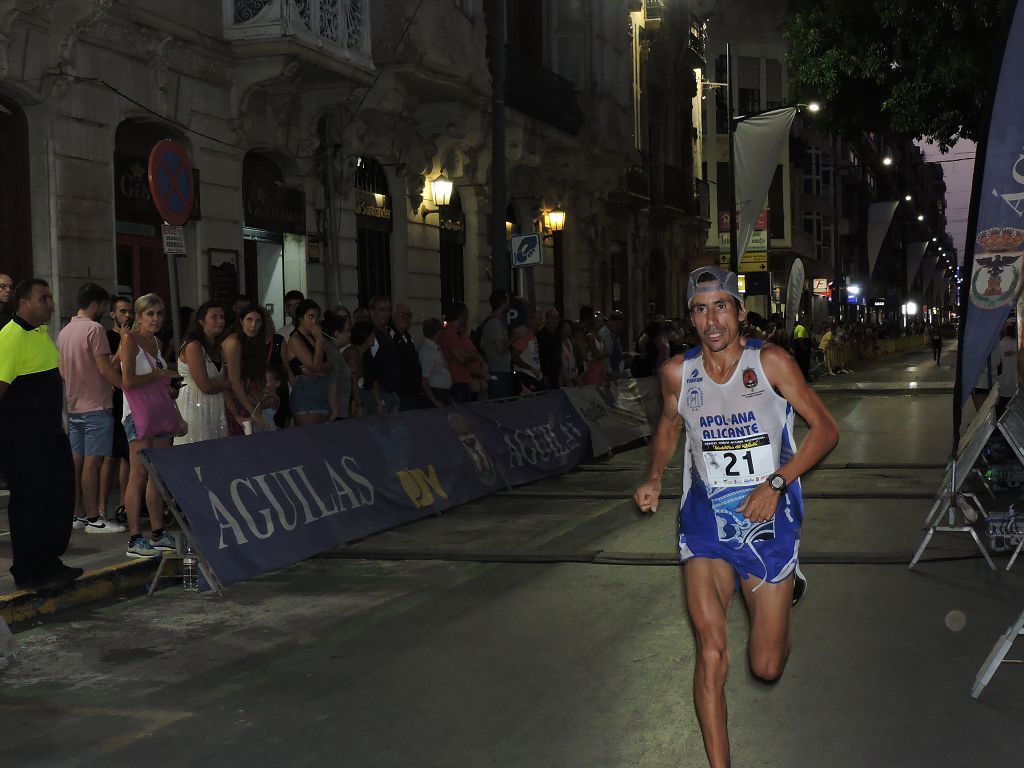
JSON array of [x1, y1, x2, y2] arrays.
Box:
[[224, 0, 372, 69], [645, 0, 665, 28], [652, 162, 690, 212], [505, 49, 584, 135], [695, 178, 711, 221]]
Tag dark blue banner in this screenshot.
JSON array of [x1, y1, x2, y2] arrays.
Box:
[[955, 0, 1024, 452], [145, 391, 587, 586]]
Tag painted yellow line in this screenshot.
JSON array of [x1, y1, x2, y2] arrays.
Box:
[[1, 702, 192, 752]]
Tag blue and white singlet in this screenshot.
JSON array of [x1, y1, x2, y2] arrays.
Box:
[[676, 338, 803, 585]]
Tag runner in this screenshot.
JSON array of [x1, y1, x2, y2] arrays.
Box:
[[634, 266, 839, 768]]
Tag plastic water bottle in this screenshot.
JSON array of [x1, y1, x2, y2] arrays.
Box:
[[182, 542, 199, 592]]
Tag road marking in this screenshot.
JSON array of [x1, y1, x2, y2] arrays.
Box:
[[0, 702, 192, 753]]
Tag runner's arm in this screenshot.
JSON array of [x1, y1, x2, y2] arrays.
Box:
[[738, 344, 839, 521], [634, 355, 684, 514]]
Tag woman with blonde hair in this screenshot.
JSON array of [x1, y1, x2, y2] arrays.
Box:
[[119, 293, 182, 559]]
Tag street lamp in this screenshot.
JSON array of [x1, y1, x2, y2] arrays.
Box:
[[882, 156, 894, 166], [917, 214, 925, 221], [543, 207, 566, 233], [419, 172, 454, 220], [904, 194, 912, 201]]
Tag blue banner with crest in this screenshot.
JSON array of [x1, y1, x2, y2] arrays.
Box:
[[144, 392, 588, 587]]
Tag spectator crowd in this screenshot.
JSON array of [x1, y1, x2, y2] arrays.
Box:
[[0, 269, 947, 591]]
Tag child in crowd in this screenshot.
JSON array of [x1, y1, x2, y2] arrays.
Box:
[[261, 367, 283, 430]]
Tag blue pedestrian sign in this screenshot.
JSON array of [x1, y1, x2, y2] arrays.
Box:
[[510, 233, 543, 268]]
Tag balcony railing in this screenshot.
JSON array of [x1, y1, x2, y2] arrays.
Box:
[[653, 163, 690, 211], [695, 178, 711, 220], [505, 49, 584, 135], [224, 0, 372, 69]]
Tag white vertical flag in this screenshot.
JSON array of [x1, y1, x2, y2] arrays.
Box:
[[867, 201, 899, 276], [906, 241, 929, 292], [733, 107, 797, 260]]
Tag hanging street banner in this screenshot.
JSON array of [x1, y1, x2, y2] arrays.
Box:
[[954, 0, 1024, 454], [733, 108, 796, 260], [784, 257, 805, 336], [144, 393, 587, 587], [867, 201, 899, 276], [906, 241, 929, 292]]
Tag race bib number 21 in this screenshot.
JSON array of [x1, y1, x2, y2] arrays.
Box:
[[701, 434, 775, 487]]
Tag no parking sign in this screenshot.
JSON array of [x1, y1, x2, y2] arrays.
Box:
[[147, 140, 195, 226]]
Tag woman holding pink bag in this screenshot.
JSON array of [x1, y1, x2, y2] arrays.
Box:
[[119, 293, 183, 559]]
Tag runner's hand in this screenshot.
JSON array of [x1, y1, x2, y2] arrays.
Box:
[[634, 478, 662, 514], [737, 483, 779, 522]]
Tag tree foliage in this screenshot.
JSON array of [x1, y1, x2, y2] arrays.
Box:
[[785, 0, 1007, 150]]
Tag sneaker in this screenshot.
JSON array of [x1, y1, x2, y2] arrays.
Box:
[[114, 505, 128, 525], [126, 538, 161, 559], [84, 518, 127, 534], [792, 564, 807, 607], [72, 516, 88, 530], [149, 531, 178, 551]]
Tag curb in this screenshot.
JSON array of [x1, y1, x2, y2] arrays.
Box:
[[0, 557, 162, 629]]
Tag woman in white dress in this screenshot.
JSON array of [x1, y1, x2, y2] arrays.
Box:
[[175, 302, 231, 444]]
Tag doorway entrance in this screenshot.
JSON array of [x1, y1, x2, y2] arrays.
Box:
[[116, 234, 169, 302]]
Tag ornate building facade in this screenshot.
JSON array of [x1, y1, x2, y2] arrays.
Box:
[[0, 0, 708, 338]]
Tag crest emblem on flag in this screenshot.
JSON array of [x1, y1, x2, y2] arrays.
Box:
[[970, 228, 1024, 310]]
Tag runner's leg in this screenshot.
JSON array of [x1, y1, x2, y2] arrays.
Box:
[[685, 557, 738, 768], [739, 574, 794, 682]]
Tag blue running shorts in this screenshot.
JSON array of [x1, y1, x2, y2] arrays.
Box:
[[678, 474, 803, 586]]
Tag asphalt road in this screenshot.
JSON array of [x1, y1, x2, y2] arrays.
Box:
[[2, 347, 1023, 768]]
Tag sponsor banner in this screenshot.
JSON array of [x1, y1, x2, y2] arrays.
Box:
[[144, 392, 588, 587], [954, 0, 1024, 453], [563, 382, 653, 456], [625, 377, 663, 429]]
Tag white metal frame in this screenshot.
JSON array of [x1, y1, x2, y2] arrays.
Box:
[[910, 388, 1001, 570]]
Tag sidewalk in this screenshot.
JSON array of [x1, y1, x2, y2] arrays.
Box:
[[0, 342, 965, 628], [0, 509, 163, 626]]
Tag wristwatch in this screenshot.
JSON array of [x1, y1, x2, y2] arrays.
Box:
[[767, 473, 788, 494]]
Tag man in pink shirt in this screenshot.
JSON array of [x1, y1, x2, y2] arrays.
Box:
[[57, 283, 126, 533], [438, 302, 487, 403]]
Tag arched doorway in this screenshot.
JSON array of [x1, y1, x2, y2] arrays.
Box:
[[439, 191, 465, 315], [0, 96, 33, 284], [242, 151, 307, 331], [354, 156, 392, 307]]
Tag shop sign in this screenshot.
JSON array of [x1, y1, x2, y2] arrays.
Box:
[[439, 211, 466, 245], [718, 209, 768, 233], [308, 238, 321, 264], [355, 189, 391, 220], [243, 177, 306, 234], [813, 278, 829, 295]]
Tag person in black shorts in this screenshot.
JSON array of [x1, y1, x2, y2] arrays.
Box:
[[100, 295, 132, 524]]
